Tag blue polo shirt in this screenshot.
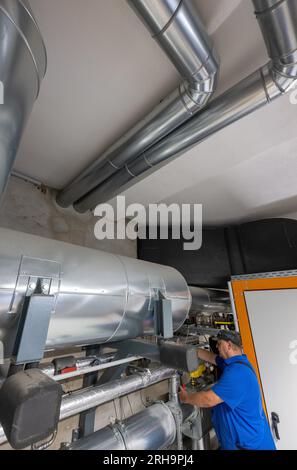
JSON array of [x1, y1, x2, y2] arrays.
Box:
[[211, 354, 276, 450]]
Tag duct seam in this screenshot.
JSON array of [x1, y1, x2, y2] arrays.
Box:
[[103, 253, 130, 343], [142, 153, 153, 169], [179, 83, 195, 116], [19, 0, 48, 77], [126, 165, 136, 178], [254, 0, 287, 14], [109, 160, 121, 170], [0, 4, 45, 98], [152, 0, 183, 39]]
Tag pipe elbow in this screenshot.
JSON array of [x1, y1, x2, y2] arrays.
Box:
[[272, 54, 297, 93], [180, 48, 220, 114], [254, 0, 297, 97], [262, 56, 297, 102]]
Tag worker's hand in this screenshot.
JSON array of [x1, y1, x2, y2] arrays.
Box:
[[178, 385, 189, 404]]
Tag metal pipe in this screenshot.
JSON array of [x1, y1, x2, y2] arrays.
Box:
[[60, 366, 175, 420], [0, 365, 175, 446], [0, 0, 46, 204], [66, 402, 176, 451], [56, 0, 218, 209], [0, 227, 191, 355], [52, 356, 142, 382], [40, 354, 116, 377], [189, 287, 231, 313], [169, 373, 179, 403], [74, 0, 297, 212]]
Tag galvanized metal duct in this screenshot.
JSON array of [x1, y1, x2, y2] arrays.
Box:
[[66, 402, 177, 451], [56, 0, 219, 209], [189, 287, 231, 313], [0, 366, 175, 446], [0, 0, 46, 204], [74, 0, 297, 212], [0, 227, 191, 356]]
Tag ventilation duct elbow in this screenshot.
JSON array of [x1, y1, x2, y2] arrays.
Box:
[[128, 0, 219, 107], [73, 0, 297, 212], [56, 0, 219, 209], [0, 0, 46, 204], [254, 0, 297, 94]]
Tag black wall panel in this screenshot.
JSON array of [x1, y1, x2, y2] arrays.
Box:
[[138, 219, 297, 288]]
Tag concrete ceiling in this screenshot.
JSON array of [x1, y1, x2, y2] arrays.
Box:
[[13, 0, 297, 225]]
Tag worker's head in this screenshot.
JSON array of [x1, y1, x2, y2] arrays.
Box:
[[216, 330, 243, 359]]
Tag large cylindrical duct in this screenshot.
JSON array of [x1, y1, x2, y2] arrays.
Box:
[[189, 287, 231, 313], [56, 0, 218, 209], [0, 0, 46, 203], [73, 0, 297, 212], [67, 402, 176, 451], [0, 228, 190, 356]]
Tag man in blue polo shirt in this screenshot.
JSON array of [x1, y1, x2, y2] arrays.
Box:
[[179, 330, 276, 450]]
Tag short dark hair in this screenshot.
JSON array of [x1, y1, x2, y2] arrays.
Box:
[[216, 330, 242, 348]]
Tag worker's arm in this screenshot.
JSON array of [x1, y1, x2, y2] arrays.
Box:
[[197, 348, 217, 365], [179, 387, 223, 408]]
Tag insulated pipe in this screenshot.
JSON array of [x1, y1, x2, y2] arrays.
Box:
[[74, 0, 297, 212], [0, 0, 46, 204], [0, 227, 191, 355], [56, 0, 219, 209], [0, 366, 175, 446], [60, 366, 175, 420], [189, 287, 231, 313], [66, 402, 176, 450], [39, 354, 116, 377]]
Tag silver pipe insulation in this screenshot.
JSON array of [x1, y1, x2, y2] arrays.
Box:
[[189, 287, 231, 313], [73, 0, 297, 212], [169, 373, 179, 403], [60, 366, 175, 421], [0, 365, 175, 446], [66, 401, 197, 451], [66, 402, 177, 451], [0, 227, 191, 354], [56, 0, 219, 209], [0, 0, 46, 203]]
